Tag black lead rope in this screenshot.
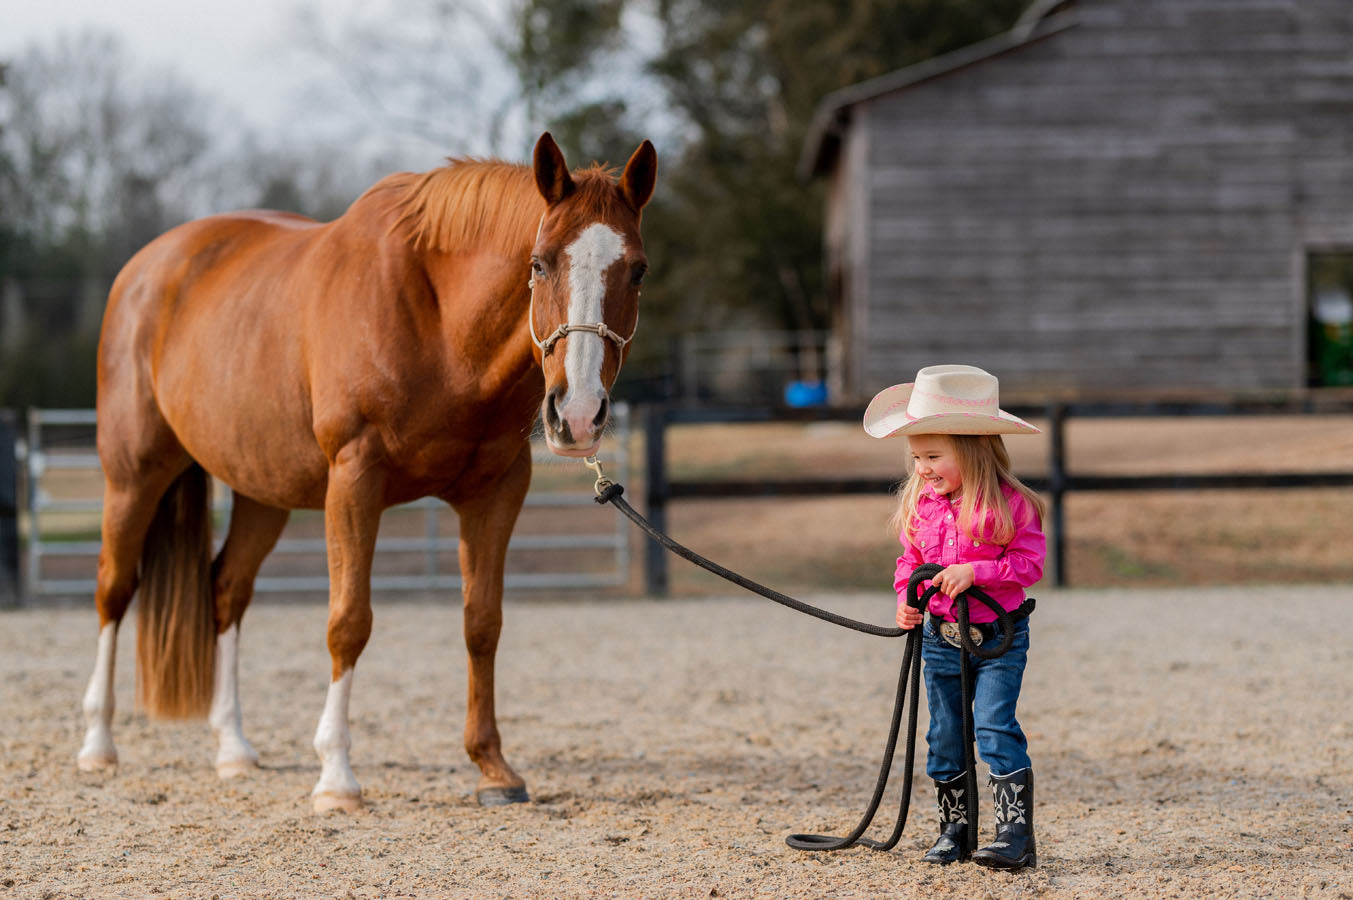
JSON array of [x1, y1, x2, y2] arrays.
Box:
[[589, 476, 1017, 853]]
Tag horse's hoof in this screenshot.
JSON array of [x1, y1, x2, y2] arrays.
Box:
[[313, 791, 365, 814], [216, 757, 260, 779], [477, 785, 530, 806], [77, 752, 118, 772]]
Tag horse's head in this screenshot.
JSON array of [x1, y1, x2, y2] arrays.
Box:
[[529, 132, 656, 457]]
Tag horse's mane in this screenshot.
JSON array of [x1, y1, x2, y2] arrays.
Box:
[[379, 158, 628, 255]]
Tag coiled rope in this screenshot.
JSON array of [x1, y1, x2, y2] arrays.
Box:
[[584, 462, 1018, 853]]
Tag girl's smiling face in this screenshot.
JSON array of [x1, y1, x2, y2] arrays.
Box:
[[907, 434, 963, 496]]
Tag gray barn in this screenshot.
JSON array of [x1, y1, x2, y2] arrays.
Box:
[[801, 0, 1353, 400]]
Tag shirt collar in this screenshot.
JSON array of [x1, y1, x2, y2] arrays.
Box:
[[920, 481, 959, 507]]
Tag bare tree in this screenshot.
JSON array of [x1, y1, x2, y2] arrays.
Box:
[[285, 0, 664, 165], [0, 32, 224, 405], [0, 32, 219, 248]]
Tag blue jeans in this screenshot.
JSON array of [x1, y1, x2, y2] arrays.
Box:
[[921, 616, 1031, 781]]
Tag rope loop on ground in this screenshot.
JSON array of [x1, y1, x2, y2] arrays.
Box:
[[588, 469, 1022, 853]]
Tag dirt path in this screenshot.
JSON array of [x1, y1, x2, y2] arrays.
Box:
[[3, 587, 1351, 899]]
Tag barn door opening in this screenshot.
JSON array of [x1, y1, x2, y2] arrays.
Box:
[[1306, 251, 1353, 386]]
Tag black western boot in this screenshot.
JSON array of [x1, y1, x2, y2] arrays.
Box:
[[922, 774, 974, 864], [972, 767, 1036, 870]]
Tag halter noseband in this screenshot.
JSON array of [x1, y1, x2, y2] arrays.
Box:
[[528, 297, 638, 357], [527, 214, 640, 358]]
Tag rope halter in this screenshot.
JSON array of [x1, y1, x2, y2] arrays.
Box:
[[528, 298, 638, 357], [526, 213, 639, 358]]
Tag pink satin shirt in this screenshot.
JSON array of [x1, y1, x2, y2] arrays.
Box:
[[894, 481, 1046, 624]]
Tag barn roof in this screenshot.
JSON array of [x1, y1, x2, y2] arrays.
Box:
[[797, 1, 1079, 180]]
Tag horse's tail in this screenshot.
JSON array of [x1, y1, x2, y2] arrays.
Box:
[[136, 463, 216, 719]]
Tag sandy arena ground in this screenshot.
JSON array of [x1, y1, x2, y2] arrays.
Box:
[[3, 587, 1352, 899]]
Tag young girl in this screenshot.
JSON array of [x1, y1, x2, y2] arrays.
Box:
[[863, 364, 1047, 871]]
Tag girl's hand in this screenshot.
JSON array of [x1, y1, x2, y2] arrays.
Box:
[[933, 563, 975, 597], [896, 603, 923, 630]]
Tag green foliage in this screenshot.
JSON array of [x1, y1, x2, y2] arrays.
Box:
[[548, 99, 642, 171], [577, 0, 1028, 397], [511, 0, 627, 99], [1307, 252, 1353, 386], [0, 332, 99, 408]]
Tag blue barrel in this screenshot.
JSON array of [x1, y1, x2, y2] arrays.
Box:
[[784, 379, 829, 407]]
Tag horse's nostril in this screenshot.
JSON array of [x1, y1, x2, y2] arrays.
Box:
[[544, 388, 562, 431], [592, 397, 609, 431]]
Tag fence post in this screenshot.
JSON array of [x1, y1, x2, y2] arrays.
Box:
[[1047, 402, 1068, 588], [643, 404, 669, 596], [0, 410, 19, 608]]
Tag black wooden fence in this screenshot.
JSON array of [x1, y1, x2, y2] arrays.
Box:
[[4, 396, 1351, 604], [638, 394, 1353, 594], [0, 410, 19, 608]]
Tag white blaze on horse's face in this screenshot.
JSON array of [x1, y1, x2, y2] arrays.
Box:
[[553, 222, 625, 453]]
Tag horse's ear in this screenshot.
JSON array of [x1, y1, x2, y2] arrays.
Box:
[[619, 139, 657, 211], [533, 132, 575, 205]]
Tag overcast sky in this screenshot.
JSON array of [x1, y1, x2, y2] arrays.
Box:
[[0, 0, 342, 134], [0, 0, 536, 168], [2, 0, 669, 172]]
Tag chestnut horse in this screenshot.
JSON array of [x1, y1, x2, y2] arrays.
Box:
[[77, 133, 657, 811]]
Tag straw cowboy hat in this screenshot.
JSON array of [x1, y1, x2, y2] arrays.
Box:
[[863, 364, 1039, 438]]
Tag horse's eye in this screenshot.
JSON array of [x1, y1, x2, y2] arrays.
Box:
[[630, 263, 647, 287], [531, 258, 545, 277]]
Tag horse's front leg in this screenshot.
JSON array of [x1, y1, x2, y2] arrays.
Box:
[[311, 452, 385, 814], [448, 444, 532, 805]]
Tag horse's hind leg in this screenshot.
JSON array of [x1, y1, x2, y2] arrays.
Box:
[[448, 443, 532, 806], [79, 464, 188, 771], [209, 493, 289, 778]]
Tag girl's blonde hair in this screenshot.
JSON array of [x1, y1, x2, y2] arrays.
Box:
[[889, 434, 1047, 545]]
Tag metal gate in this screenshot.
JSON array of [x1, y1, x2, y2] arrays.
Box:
[[21, 406, 632, 598]]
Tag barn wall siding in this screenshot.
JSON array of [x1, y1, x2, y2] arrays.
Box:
[[823, 0, 1353, 399]]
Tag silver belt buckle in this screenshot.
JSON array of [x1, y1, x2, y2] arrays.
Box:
[[940, 620, 983, 649]]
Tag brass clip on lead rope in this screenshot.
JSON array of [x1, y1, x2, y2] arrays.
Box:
[[583, 455, 612, 495]]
